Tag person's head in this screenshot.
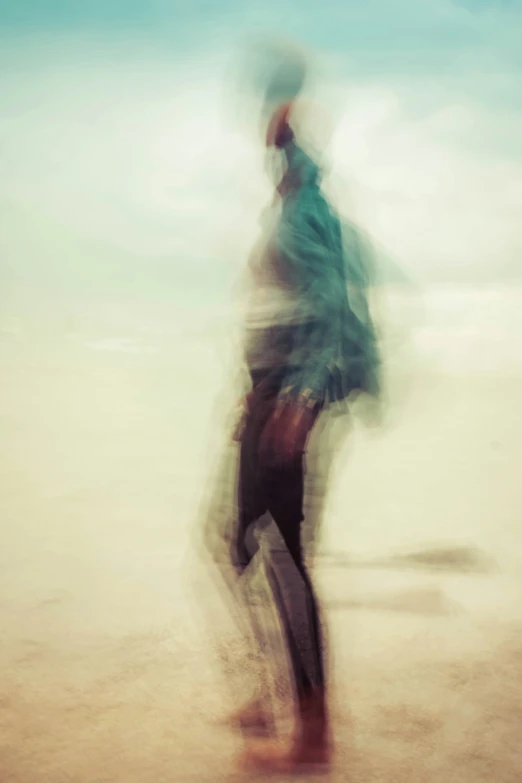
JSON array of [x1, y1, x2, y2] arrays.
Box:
[[265, 101, 294, 148], [242, 36, 308, 147]]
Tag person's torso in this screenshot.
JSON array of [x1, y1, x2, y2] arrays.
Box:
[[243, 198, 314, 371]]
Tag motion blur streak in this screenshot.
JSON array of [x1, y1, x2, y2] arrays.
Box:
[[1, 2, 522, 781]]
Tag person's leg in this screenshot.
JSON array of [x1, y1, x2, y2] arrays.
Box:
[[215, 391, 284, 733], [241, 445, 331, 770], [268, 460, 328, 705]]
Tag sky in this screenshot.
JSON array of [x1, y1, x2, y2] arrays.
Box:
[[0, 0, 521, 317]]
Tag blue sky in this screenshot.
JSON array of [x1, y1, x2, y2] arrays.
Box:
[[1, 0, 521, 294], [2, 0, 520, 69]]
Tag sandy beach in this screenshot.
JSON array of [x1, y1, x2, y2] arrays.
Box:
[[1, 319, 521, 782]]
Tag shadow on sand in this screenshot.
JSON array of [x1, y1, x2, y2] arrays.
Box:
[[318, 544, 496, 575]]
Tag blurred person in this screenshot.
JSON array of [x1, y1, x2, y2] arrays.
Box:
[[202, 46, 381, 774]]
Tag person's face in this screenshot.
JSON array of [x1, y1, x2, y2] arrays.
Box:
[[263, 102, 292, 148]]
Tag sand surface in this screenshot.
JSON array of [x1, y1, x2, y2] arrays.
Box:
[[1, 332, 522, 781]]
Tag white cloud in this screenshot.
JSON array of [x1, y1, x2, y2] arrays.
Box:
[[1, 32, 521, 287], [326, 82, 522, 282]]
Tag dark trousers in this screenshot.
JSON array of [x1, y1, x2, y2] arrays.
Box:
[[229, 372, 326, 704]]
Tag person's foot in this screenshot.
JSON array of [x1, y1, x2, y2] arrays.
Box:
[[240, 732, 332, 774], [224, 697, 275, 735], [240, 690, 332, 773]]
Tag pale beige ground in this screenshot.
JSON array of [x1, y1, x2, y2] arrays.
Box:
[[1, 334, 522, 782]]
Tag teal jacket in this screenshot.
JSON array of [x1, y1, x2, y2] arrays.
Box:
[[249, 135, 381, 407]]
